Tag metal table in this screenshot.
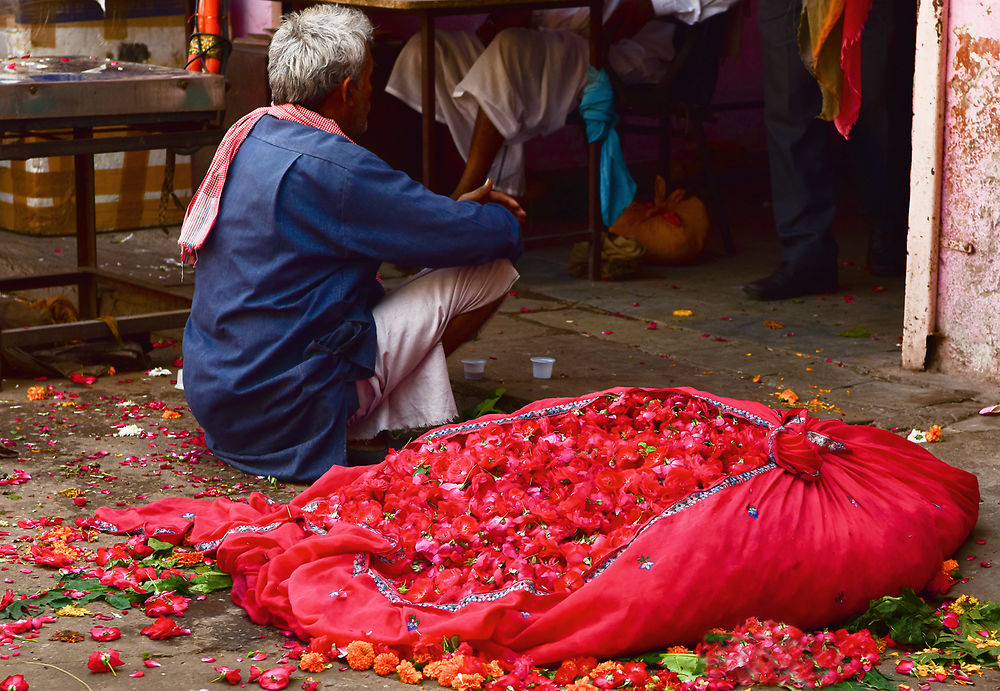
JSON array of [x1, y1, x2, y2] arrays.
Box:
[[319, 0, 607, 279], [0, 57, 225, 381]]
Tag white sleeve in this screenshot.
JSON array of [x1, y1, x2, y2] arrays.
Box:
[[650, 0, 741, 25]]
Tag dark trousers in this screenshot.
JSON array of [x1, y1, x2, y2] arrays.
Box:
[[757, 0, 915, 276]]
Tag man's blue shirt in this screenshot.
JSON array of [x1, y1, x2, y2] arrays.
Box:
[[183, 116, 522, 482]]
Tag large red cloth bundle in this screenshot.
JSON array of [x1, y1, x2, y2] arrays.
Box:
[[93, 386, 978, 664]]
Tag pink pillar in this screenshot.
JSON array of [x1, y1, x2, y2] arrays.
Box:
[[904, 0, 1000, 380]]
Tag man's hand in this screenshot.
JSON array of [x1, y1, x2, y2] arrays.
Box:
[[604, 0, 656, 45], [458, 178, 527, 224]]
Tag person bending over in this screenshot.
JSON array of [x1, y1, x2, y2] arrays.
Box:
[[178, 5, 524, 483], [386, 0, 739, 200]]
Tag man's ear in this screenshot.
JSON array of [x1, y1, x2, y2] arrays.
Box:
[[340, 76, 356, 105]]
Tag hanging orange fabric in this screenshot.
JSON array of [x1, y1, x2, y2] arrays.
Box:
[[798, 0, 872, 138]]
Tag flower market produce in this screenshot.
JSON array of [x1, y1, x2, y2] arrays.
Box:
[[93, 386, 978, 665]]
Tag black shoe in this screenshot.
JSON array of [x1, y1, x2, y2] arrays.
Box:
[[742, 269, 838, 301]]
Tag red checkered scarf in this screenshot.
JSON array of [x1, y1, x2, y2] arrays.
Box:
[[178, 103, 352, 264]]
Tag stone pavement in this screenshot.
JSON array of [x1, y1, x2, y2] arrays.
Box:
[[1, 197, 999, 688]]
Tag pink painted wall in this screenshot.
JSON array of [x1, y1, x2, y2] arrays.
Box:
[[229, 0, 276, 38], [934, 2, 1000, 380]]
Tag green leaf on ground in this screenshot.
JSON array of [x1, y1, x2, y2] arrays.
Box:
[[846, 588, 941, 647], [657, 653, 705, 681], [838, 327, 871, 338], [190, 569, 233, 594], [461, 387, 510, 420], [146, 537, 175, 552]]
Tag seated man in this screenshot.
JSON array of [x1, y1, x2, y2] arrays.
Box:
[[386, 0, 739, 200], [178, 5, 524, 483]]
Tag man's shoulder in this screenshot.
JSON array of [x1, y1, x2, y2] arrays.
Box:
[[249, 116, 376, 167]]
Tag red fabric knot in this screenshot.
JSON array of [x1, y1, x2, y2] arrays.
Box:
[[766, 409, 846, 481]]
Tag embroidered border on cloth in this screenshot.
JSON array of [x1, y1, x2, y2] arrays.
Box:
[[359, 462, 780, 612]]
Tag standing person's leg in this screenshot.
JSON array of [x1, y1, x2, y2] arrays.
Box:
[[346, 259, 519, 447], [744, 0, 839, 300], [850, 0, 915, 277]]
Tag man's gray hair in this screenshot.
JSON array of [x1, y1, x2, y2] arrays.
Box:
[[268, 5, 374, 107]]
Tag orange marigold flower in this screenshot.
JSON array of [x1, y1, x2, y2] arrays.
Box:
[[173, 551, 207, 566], [564, 681, 600, 691], [422, 659, 446, 680], [396, 660, 423, 684], [666, 645, 690, 654], [943, 559, 959, 574], [778, 388, 799, 405], [925, 424, 943, 442], [162, 409, 182, 419], [299, 651, 327, 673], [345, 640, 375, 670], [452, 672, 485, 690], [484, 660, 504, 678], [424, 656, 463, 686], [592, 661, 623, 676], [26, 386, 46, 401], [373, 651, 400, 676]]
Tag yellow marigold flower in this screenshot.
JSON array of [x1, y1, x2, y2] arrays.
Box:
[[373, 651, 400, 676], [299, 651, 327, 673], [396, 660, 423, 684], [672, 309, 693, 317], [345, 640, 375, 670], [55, 605, 90, 617]]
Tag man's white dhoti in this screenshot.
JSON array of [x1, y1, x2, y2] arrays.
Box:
[[347, 259, 519, 440], [385, 7, 681, 196]]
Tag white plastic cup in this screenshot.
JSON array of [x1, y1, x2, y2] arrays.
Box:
[[461, 358, 487, 380], [530, 356, 555, 379]]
